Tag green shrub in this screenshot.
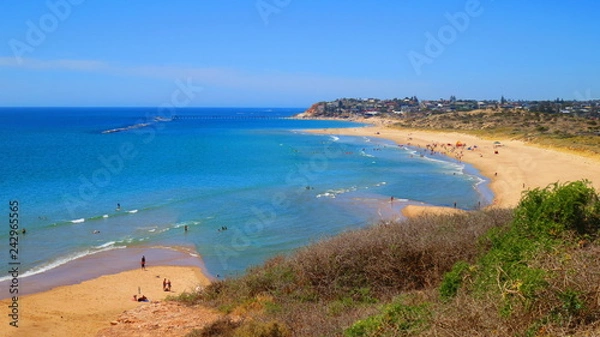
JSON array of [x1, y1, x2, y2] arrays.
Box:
[[168, 291, 200, 305], [556, 288, 585, 317], [187, 317, 240, 337], [344, 298, 430, 337], [439, 261, 470, 300], [233, 320, 291, 337], [514, 180, 600, 237], [469, 181, 599, 317]]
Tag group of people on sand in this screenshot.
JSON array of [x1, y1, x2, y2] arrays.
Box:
[[132, 255, 174, 302], [131, 277, 174, 303], [163, 278, 172, 291]]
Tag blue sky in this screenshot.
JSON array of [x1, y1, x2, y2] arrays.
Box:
[[0, 0, 598, 107]]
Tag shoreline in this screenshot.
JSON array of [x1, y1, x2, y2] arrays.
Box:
[[0, 245, 212, 301], [1, 264, 211, 337], [306, 123, 600, 213]]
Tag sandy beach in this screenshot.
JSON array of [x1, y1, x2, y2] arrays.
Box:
[[308, 125, 600, 214], [0, 265, 211, 337]]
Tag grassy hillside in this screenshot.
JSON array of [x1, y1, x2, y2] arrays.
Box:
[[393, 109, 600, 156]]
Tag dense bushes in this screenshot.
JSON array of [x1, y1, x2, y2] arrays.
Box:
[[183, 209, 512, 336], [433, 181, 600, 335], [196, 209, 512, 306]]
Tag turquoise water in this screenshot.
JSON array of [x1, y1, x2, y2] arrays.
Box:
[[0, 107, 491, 281]]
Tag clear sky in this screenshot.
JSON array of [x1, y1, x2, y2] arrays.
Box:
[[0, 0, 598, 107]]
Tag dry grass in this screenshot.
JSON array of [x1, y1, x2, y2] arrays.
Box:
[[290, 209, 512, 299], [181, 209, 513, 337]]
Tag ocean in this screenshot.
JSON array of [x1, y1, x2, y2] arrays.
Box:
[[0, 107, 491, 292]]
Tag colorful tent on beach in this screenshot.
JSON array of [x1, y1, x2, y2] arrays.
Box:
[[493, 141, 503, 148]]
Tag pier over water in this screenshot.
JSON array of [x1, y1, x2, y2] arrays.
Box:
[[172, 115, 291, 121]]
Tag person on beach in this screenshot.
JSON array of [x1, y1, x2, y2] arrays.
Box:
[[141, 255, 146, 270], [163, 278, 168, 291], [166, 279, 172, 291], [134, 294, 148, 302]]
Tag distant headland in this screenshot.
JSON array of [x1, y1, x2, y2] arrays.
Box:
[[295, 96, 599, 120]]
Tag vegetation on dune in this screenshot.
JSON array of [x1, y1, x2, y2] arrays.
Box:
[[392, 110, 600, 156], [177, 180, 600, 337], [433, 180, 600, 336]]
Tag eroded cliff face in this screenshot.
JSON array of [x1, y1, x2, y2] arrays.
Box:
[[294, 102, 323, 119]]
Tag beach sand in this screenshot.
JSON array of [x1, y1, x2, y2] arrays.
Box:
[[0, 265, 211, 337], [308, 126, 600, 211]]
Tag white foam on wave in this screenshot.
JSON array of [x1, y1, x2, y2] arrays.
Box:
[[174, 220, 201, 229], [95, 241, 116, 249], [102, 214, 109, 218], [360, 151, 375, 158], [468, 174, 487, 187], [329, 135, 340, 142], [71, 218, 85, 224], [0, 245, 126, 283], [128, 209, 138, 214], [316, 186, 358, 199], [404, 146, 466, 170]]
